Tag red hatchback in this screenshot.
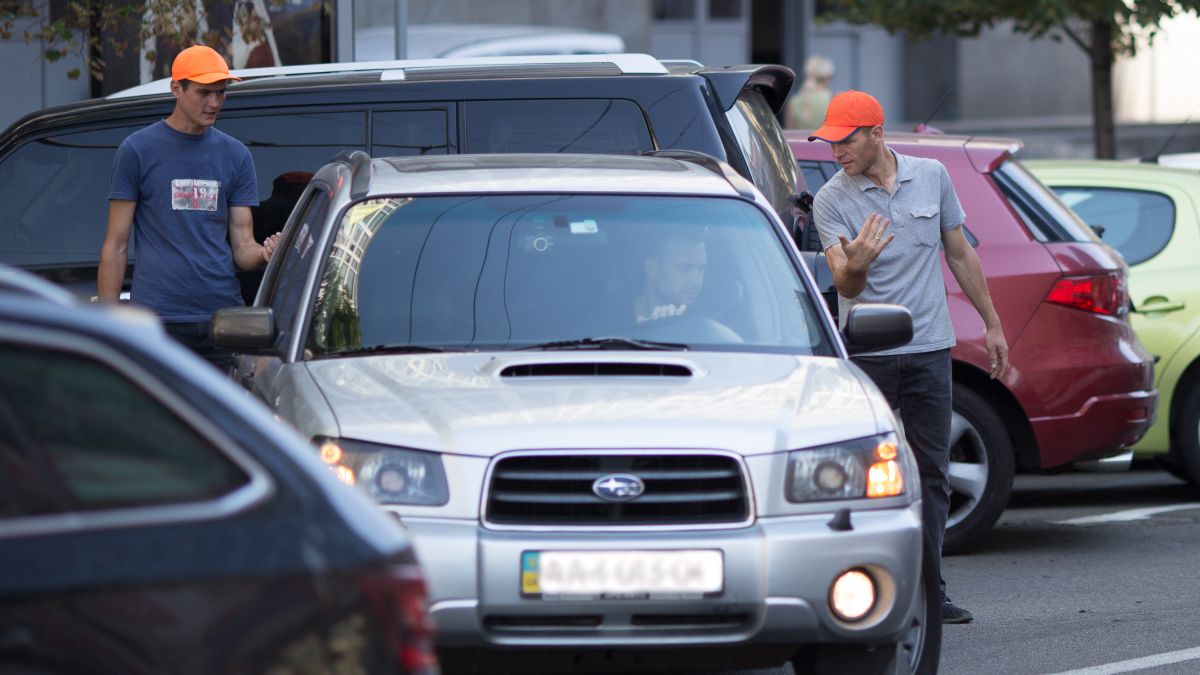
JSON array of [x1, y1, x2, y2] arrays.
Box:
[[788, 130, 1157, 553]]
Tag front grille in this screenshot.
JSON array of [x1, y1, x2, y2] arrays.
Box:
[[485, 453, 749, 526]]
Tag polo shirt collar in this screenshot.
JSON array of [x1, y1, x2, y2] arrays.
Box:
[[850, 147, 912, 192]]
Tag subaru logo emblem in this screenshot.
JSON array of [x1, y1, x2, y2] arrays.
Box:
[[592, 473, 645, 502]]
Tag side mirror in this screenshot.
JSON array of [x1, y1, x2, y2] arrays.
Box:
[[212, 306, 278, 354], [842, 304, 912, 355], [1090, 224, 1106, 238]]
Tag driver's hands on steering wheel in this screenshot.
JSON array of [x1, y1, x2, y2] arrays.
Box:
[[637, 303, 687, 324]]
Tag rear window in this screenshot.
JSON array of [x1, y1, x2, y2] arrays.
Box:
[[1052, 187, 1174, 266], [464, 99, 654, 155], [993, 160, 1099, 243], [725, 89, 799, 222]]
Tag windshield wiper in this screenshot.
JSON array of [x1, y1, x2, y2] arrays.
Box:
[[516, 337, 688, 351], [314, 344, 458, 359]]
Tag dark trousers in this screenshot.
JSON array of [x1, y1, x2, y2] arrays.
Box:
[[852, 348, 952, 596], [164, 321, 233, 373]]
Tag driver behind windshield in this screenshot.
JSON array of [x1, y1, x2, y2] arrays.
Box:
[[634, 231, 707, 324]]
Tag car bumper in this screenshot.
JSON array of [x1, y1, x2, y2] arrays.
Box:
[[395, 503, 923, 653], [1005, 307, 1157, 468], [1028, 388, 1158, 467]]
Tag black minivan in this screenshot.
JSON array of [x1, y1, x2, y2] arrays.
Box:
[[0, 54, 797, 299]]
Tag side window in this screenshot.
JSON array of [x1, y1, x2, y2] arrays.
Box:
[[1052, 187, 1174, 266], [725, 89, 800, 223], [464, 99, 654, 154], [219, 112, 365, 243], [0, 341, 251, 511], [798, 160, 837, 194], [0, 123, 150, 267], [372, 109, 452, 156], [267, 189, 331, 341]]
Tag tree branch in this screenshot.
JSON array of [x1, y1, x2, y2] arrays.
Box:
[[1059, 23, 1089, 53]]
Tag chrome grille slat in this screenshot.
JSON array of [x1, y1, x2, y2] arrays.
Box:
[[486, 453, 749, 526]]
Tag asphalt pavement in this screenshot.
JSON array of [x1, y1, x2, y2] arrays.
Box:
[[705, 463, 1200, 675]]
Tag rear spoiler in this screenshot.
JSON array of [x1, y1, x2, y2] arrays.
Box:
[[699, 64, 795, 114]]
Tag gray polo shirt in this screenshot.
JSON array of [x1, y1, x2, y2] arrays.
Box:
[[812, 148, 965, 355]]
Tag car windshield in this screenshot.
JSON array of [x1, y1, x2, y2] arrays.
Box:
[[306, 194, 834, 357]]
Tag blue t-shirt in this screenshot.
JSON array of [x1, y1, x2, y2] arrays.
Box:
[[109, 120, 259, 322]]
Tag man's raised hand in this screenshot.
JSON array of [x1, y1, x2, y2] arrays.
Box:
[[837, 212, 893, 271]]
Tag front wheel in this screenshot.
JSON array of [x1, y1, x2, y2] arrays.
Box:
[[942, 383, 1015, 555], [1173, 385, 1200, 486]]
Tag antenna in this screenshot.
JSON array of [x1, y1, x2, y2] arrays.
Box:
[[913, 87, 954, 134], [1146, 98, 1200, 163]]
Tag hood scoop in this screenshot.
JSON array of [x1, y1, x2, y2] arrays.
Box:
[[499, 361, 694, 378]]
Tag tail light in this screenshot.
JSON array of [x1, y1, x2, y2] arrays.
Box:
[[1044, 273, 1128, 316], [360, 563, 440, 674]]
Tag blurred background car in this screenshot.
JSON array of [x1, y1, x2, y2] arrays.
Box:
[[214, 152, 938, 674], [353, 23, 626, 61], [1027, 159, 1200, 487], [788, 130, 1157, 554], [0, 268, 437, 675]]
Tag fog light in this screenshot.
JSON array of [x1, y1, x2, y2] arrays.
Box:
[[830, 569, 876, 622]]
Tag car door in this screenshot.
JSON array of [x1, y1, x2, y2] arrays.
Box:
[[1050, 178, 1198, 383]]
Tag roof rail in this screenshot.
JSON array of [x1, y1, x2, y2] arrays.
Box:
[[106, 53, 668, 99], [642, 150, 756, 199], [333, 150, 373, 199]]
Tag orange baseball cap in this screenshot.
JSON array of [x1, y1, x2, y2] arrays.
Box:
[[807, 90, 884, 142], [171, 45, 241, 84]]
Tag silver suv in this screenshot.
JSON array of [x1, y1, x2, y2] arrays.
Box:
[[214, 152, 936, 674]]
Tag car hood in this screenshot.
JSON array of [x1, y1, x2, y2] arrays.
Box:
[[304, 351, 888, 457]]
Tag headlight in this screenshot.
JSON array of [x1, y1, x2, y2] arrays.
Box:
[[785, 434, 905, 502], [315, 437, 449, 505]]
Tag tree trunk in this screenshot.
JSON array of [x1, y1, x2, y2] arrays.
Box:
[[1090, 19, 1116, 159]]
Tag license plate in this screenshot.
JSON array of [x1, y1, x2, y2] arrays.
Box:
[[521, 550, 724, 599]]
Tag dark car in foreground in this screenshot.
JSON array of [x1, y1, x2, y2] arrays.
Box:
[[0, 272, 437, 675], [788, 130, 1157, 554]]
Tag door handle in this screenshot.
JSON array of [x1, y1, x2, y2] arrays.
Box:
[[1135, 299, 1185, 314]]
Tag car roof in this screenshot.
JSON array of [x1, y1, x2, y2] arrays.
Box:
[[1024, 157, 1199, 173], [108, 53, 671, 100], [352, 153, 751, 199], [784, 129, 1022, 172], [0, 265, 77, 306]]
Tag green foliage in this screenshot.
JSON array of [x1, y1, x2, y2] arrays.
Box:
[[0, 0, 236, 81], [828, 0, 1200, 55]]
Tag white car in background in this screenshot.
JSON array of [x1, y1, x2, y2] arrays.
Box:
[[354, 23, 625, 61]]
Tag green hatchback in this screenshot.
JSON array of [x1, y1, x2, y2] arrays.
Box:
[[1027, 159, 1200, 483]]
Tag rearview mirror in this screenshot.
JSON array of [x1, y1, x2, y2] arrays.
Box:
[[842, 304, 912, 355], [212, 306, 278, 354]]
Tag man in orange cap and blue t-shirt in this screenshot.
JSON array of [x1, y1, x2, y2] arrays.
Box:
[[809, 90, 1011, 625], [99, 45, 281, 370]]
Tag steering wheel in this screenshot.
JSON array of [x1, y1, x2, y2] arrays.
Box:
[[626, 312, 744, 344]]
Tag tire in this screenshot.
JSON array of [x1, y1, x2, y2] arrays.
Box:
[[941, 383, 1015, 555], [1174, 385, 1200, 486], [791, 541, 942, 675]]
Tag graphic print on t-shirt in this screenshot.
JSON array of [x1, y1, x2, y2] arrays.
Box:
[[171, 179, 221, 212]]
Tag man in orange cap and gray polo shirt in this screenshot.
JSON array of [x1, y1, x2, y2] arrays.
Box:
[[99, 45, 281, 370], [808, 90, 1010, 625]]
